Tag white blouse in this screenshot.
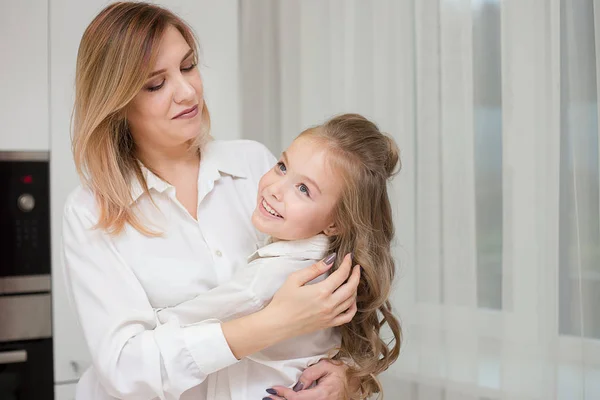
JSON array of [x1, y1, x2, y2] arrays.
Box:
[[62, 140, 278, 400], [157, 234, 340, 399]]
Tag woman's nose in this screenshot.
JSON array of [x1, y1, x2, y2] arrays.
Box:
[[173, 75, 195, 103]]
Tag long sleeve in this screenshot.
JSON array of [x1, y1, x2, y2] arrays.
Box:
[[157, 256, 341, 397], [62, 205, 239, 400], [151, 236, 338, 398], [157, 236, 332, 328], [244, 328, 342, 390], [157, 257, 295, 325]]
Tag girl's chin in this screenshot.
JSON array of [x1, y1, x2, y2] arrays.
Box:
[[251, 211, 278, 235]]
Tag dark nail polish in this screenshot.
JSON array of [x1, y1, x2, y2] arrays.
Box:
[[266, 388, 277, 395], [262, 398, 271, 400], [293, 381, 304, 392], [323, 253, 337, 265]]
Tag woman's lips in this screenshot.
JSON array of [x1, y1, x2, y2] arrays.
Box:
[[173, 104, 199, 119]]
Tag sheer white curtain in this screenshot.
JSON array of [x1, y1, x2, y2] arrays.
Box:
[[239, 1, 600, 398]]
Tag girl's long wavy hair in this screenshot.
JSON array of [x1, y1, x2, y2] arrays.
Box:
[[302, 114, 402, 399], [73, 2, 210, 235]]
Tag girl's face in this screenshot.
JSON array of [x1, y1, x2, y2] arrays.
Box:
[[126, 25, 204, 155], [252, 135, 344, 241]]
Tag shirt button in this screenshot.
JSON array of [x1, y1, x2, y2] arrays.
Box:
[[215, 250, 222, 257]]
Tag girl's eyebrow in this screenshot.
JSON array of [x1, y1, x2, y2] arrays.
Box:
[[282, 151, 322, 194]]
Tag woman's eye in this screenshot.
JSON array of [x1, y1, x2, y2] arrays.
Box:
[[147, 80, 165, 92], [181, 63, 197, 72], [277, 162, 287, 174], [298, 184, 310, 197]]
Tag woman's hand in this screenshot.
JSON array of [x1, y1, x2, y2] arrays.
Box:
[[266, 253, 360, 337], [265, 359, 354, 400], [221, 253, 360, 360]]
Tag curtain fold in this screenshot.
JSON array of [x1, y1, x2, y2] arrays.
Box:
[[239, 1, 600, 398]]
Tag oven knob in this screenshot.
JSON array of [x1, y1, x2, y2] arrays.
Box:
[[17, 193, 35, 212]]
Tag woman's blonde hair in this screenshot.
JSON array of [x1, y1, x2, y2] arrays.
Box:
[[302, 114, 402, 399], [72, 2, 210, 235]]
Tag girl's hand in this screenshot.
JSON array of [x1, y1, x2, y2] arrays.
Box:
[[265, 359, 353, 400], [264, 253, 360, 337]]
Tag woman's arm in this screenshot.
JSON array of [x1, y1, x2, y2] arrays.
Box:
[[63, 205, 239, 399]]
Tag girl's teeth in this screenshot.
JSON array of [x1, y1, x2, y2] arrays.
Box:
[[262, 200, 281, 217]]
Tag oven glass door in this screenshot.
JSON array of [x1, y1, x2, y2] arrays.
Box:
[[0, 339, 54, 400]]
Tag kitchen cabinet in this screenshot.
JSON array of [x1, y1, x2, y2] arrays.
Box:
[[0, 0, 49, 151], [54, 382, 76, 400]]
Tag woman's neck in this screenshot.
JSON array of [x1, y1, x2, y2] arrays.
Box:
[[136, 141, 200, 180]]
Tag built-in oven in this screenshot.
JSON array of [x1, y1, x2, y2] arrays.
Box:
[[0, 151, 53, 400]]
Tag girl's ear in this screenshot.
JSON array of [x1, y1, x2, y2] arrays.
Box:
[[323, 222, 339, 236]]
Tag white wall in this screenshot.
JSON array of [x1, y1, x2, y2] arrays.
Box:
[[0, 0, 49, 151], [47, 0, 240, 389]]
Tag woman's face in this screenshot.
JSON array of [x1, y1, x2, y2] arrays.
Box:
[[126, 25, 204, 153]]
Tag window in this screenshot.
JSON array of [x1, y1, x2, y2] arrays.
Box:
[[473, 0, 503, 310], [558, 0, 600, 340]]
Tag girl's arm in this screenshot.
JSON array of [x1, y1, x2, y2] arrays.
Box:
[[221, 254, 359, 359], [156, 257, 303, 325]]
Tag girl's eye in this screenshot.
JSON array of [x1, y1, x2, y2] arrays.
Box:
[[277, 161, 287, 174], [181, 63, 197, 72], [147, 80, 165, 92], [298, 184, 310, 197]]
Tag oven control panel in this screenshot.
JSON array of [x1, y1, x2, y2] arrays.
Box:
[[0, 152, 50, 277]]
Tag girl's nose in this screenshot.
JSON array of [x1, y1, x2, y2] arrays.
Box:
[[269, 189, 282, 201], [266, 182, 283, 202]]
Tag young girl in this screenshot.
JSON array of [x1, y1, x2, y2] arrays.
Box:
[[157, 113, 402, 400]]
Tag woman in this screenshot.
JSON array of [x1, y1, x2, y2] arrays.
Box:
[[63, 2, 359, 400]]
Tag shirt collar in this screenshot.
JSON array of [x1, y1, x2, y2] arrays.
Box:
[[200, 140, 248, 180], [128, 140, 248, 204], [129, 163, 172, 204], [248, 234, 331, 262]]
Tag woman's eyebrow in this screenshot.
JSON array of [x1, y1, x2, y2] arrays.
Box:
[[147, 49, 194, 78]]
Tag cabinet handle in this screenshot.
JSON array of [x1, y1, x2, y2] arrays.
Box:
[[0, 350, 27, 364], [70, 360, 80, 374]]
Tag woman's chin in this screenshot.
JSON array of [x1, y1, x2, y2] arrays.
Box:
[[176, 119, 204, 141], [182, 128, 203, 143]]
